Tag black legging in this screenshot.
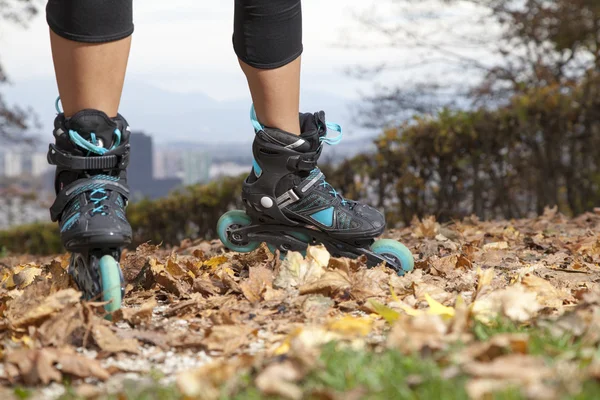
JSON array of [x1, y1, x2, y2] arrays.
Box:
[[46, 0, 302, 70]]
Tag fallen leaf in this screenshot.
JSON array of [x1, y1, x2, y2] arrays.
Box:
[[483, 241, 509, 250], [113, 299, 157, 326], [327, 315, 373, 337], [240, 266, 274, 303], [204, 325, 252, 354], [177, 356, 253, 400], [8, 288, 81, 328], [472, 284, 541, 323], [256, 361, 304, 400], [92, 324, 140, 354], [369, 300, 400, 323], [274, 246, 329, 289]]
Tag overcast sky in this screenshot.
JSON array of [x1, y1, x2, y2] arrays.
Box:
[[1, 0, 402, 101]]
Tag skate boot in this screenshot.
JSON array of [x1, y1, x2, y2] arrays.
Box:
[[217, 106, 414, 275], [47, 106, 131, 312]]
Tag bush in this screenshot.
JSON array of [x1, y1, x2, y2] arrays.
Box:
[[325, 72, 600, 225]]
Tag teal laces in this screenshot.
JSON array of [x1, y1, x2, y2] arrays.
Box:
[[250, 104, 344, 144], [55, 97, 122, 155]]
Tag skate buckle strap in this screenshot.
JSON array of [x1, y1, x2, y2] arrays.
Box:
[[50, 177, 130, 222], [287, 146, 322, 172], [277, 189, 300, 208], [47, 143, 130, 171]]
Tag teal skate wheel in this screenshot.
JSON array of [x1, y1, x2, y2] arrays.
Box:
[[371, 239, 414, 275], [267, 232, 311, 259], [217, 210, 260, 253], [99, 255, 123, 315]]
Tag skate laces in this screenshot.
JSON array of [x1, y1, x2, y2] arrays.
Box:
[[89, 188, 109, 216], [250, 104, 344, 145], [55, 97, 122, 156], [315, 171, 353, 207]]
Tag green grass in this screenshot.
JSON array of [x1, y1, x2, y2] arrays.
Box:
[[472, 318, 586, 360], [56, 379, 182, 400]]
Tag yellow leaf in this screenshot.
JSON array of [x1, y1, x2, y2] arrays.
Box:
[[390, 284, 399, 302], [274, 341, 290, 356], [369, 300, 400, 323], [327, 316, 373, 337], [476, 267, 495, 295], [204, 255, 228, 269], [424, 293, 455, 317], [399, 304, 423, 317]]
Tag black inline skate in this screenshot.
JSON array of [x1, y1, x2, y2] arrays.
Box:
[[217, 106, 414, 275], [48, 103, 131, 312]]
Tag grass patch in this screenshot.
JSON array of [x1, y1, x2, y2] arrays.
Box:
[[56, 379, 182, 400], [472, 318, 585, 360], [306, 343, 470, 400]]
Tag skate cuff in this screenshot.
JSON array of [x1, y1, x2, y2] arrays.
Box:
[[48, 144, 129, 171]]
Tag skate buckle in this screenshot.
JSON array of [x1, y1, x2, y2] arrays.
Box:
[[277, 189, 300, 208]]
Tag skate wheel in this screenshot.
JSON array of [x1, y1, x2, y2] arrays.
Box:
[[371, 239, 414, 275], [99, 255, 123, 314], [267, 232, 311, 259], [217, 210, 260, 253]]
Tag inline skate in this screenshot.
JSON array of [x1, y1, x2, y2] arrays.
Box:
[[217, 106, 414, 275], [48, 104, 131, 313]]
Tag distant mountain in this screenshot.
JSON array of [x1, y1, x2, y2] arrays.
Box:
[[3, 77, 371, 146]]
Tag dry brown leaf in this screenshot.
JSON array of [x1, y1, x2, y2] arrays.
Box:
[[8, 288, 81, 328], [299, 269, 350, 296], [463, 354, 550, 382], [274, 246, 329, 289], [37, 304, 84, 347], [302, 295, 334, 319], [473, 284, 541, 322], [4, 348, 61, 385], [113, 299, 157, 326], [429, 255, 459, 276], [204, 325, 252, 354], [520, 274, 565, 309], [151, 257, 189, 297], [457, 333, 529, 363], [166, 254, 188, 278], [387, 314, 449, 353], [56, 348, 111, 381], [240, 266, 274, 303], [116, 329, 170, 350], [92, 324, 140, 354], [3, 348, 110, 385], [412, 216, 440, 239], [48, 260, 72, 292], [11, 266, 43, 290], [483, 241, 509, 251], [256, 361, 304, 400], [177, 356, 254, 400]]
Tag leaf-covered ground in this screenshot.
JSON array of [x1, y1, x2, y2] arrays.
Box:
[[1, 207, 600, 399]]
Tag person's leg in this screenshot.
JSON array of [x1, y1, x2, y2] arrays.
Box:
[[50, 32, 131, 118], [47, 0, 133, 117], [234, 0, 303, 135]]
